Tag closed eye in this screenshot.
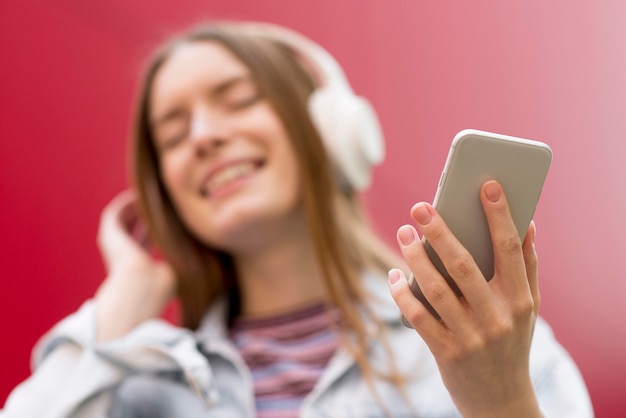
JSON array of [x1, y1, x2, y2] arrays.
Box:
[[154, 113, 189, 151], [218, 78, 263, 111]]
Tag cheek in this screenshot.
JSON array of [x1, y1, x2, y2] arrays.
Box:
[[275, 145, 304, 207], [286, 155, 302, 197], [159, 153, 193, 206]]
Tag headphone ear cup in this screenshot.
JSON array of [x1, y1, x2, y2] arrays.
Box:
[[353, 97, 385, 166], [308, 86, 385, 191]]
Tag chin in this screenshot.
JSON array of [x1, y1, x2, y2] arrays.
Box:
[[182, 187, 302, 249], [194, 206, 286, 250]]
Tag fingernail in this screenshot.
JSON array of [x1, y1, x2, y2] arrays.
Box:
[[388, 269, 401, 285], [485, 181, 501, 202], [412, 203, 432, 226], [398, 225, 417, 246], [530, 220, 537, 241]]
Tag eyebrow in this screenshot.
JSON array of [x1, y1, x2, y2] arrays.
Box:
[[150, 75, 255, 129]]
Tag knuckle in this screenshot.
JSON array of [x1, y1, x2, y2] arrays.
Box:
[[448, 253, 475, 281], [485, 316, 514, 341], [441, 347, 463, 364], [403, 248, 422, 266], [491, 199, 510, 216], [498, 234, 523, 256], [443, 336, 486, 364], [421, 280, 448, 305], [465, 334, 488, 354], [404, 306, 431, 328], [511, 296, 535, 319], [534, 291, 542, 312], [425, 223, 447, 244]]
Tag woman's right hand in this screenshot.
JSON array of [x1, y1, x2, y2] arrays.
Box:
[[94, 190, 176, 342], [388, 182, 542, 417]]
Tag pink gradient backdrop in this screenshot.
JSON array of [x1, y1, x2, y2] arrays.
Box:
[[1, 1, 624, 415]]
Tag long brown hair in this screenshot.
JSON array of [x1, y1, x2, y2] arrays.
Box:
[[131, 22, 408, 401]]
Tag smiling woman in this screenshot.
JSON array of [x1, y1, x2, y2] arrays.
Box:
[[149, 42, 303, 255], [1, 22, 592, 418]]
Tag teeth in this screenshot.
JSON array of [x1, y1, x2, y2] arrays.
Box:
[[205, 162, 257, 195]]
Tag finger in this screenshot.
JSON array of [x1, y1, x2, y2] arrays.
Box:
[[410, 203, 493, 314], [480, 181, 528, 296], [99, 191, 136, 238], [117, 194, 141, 232], [523, 221, 540, 316], [387, 268, 449, 350], [103, 190, 136, 221], [98, 190, 143, 256], [117, 200, 151, 248], [396, 224, 468, 332]]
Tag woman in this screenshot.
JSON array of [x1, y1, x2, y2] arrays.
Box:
[[1, 22, 592, 417]]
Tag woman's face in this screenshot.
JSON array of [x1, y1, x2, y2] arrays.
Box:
[[149, 41, 303, 252]]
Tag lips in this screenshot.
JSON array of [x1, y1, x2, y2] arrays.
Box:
[[200, 159, 263, 197]]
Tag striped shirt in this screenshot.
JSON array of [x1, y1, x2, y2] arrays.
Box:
[[230, 302, 340, 418]]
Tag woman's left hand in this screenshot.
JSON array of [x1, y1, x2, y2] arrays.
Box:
[[388, 180, 542, 418]]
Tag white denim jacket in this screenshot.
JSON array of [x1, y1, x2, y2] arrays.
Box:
[[1, 273, 593, 417]]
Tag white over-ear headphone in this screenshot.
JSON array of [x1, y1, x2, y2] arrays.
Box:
[[238, 22, 385, 191]]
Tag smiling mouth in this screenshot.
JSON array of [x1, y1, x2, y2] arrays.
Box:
[[200, 160, 264, 197]]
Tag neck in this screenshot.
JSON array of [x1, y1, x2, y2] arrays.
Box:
[[233, 217, 328, 317]]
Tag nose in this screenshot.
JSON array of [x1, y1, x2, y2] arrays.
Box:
[[188, 106, 227, 157]]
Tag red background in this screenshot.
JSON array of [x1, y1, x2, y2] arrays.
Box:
[[1, 1, 625, 415]]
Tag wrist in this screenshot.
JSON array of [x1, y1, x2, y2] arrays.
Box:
[[459, 384, 542, 418]]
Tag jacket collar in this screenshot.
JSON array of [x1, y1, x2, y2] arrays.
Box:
[[361, 270, 404, 326], [196, 270, 402, 342]]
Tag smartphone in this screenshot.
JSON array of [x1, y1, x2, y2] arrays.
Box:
[[404, 129, 552, 323]]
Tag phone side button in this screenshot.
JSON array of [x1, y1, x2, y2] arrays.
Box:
[[438, 171, 445, 187]]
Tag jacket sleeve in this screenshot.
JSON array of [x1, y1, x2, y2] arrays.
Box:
[[531, 317, 594, 418], [0, 301, 218, 418]]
